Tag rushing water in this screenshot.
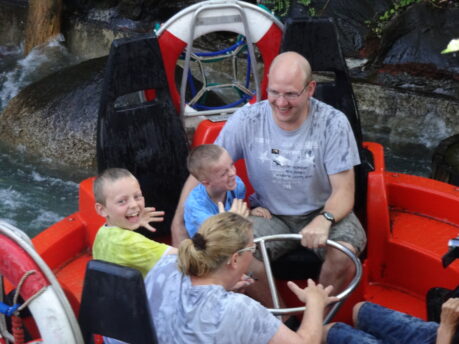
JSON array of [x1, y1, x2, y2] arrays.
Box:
[[0, 39, 84, 238], [0, 40, 433, 239], [0, 143, 86, 238]]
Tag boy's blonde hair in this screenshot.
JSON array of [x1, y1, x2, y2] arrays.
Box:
[[93, 168, 136, 205], [187, 144, 225, 181], [178, 212, 252, 277]]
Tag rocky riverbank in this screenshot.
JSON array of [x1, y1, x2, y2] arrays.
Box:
[[1, 0, 458, 172]]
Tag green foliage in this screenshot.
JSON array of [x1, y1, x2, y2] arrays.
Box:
[[259, 0, 317, 18], [366, 0, 421, 37], [366, 0, 452, 38]]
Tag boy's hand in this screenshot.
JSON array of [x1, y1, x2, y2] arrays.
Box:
[[250, 206, 272, 219], [218, 199, 249, 218], [140, 207, 165, 232], [287, 279, 338, 306], [231, 274, 255, 293]]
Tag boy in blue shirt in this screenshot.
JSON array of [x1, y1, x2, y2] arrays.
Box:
[[184, 144, 270, 238]]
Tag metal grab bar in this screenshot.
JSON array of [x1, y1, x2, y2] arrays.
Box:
[[254, 234, 362, 323]]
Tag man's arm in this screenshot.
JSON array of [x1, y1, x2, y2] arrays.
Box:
[[300, 168, 355, 248], [171, 174, 199, 247]]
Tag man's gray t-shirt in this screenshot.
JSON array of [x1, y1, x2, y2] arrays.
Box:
[[144, 254, 281, 344], [215, 98, 360, 215]]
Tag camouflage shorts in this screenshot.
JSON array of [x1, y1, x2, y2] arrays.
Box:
[[249, 210, 366, 261]]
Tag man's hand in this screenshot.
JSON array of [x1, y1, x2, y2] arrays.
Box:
[[300, 215, 331, 249], [140, 207, 165, 232], [440, 297, 459, 330], [218, 198, 249, 218], [250, 206, 272, 219], [437, 297, 459, 344]]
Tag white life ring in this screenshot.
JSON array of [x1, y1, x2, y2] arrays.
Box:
[[0, 220, 83, 344], [156, 0, 283, 113]]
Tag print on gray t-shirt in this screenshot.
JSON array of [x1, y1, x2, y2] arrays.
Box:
[[215, 98, 360, 215]]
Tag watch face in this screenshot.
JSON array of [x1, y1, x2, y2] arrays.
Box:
[[322, 211, 335, 223]]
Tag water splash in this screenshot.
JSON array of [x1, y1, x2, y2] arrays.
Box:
[[0, 143, 82, 238], [87, 7, 119, 23], [0, 34, 78, 112]]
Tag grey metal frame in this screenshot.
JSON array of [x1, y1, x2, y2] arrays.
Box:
[[254, 234, 362, 323]]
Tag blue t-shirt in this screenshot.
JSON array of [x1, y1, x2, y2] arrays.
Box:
[[144, 254, 281, 344], [184, 176, 246, 237]]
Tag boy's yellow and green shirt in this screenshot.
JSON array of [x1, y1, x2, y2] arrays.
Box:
[[92, 225, 169, 278]]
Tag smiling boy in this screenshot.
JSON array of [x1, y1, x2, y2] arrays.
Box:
[[184, 144, 270, 238], [92, 168, 176, 278]]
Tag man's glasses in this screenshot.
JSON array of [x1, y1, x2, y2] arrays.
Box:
[[236, 244, 257, 255], [267, 83, 309, 100]]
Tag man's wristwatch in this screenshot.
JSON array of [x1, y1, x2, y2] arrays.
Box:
[[320, 211, 336, 225]]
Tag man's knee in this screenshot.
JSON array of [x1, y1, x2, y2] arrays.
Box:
[[326, 244, 356, 267], [329, 212, 366, 256]]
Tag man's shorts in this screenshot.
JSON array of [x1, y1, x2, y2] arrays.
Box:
[[249, 210, 366, 261], [327, 302, 438, 344]]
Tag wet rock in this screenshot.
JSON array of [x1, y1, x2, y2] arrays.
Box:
[[353, 80, 459, 157], [0, 57, 107, 169], [65, 0, 205, 23], [261, 0, 393, 57], [314, 0, 393, 57], [432, 134, 459, 186], [373, 2, 459, 76], [0, 0, 27, 46]]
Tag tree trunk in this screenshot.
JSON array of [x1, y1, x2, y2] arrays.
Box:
[[24, 0, 62, 56]]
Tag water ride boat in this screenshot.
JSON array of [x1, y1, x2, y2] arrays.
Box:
[[1, 0, 459, 342]]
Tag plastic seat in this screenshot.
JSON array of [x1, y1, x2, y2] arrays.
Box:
[[78, 260, 157, 344], [96, 34, 189, 239]]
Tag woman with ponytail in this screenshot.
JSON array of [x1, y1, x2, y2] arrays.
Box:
[[145, 212, 337, 344]]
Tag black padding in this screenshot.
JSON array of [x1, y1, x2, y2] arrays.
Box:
[[78, 260, 157, 344], [96, 34, 189, 238], [281, 17, 361, 142], [272, 247, 322, 280]]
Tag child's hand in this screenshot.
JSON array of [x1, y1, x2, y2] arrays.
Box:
[[140, 207, 165, 232], [250, 207, 272, 219], [231, 274, 255, 293], [218, 199, 249, 218], [287, 279, 338, 307]]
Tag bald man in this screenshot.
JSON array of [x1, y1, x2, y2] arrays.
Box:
[[172, 51, 366, 295]]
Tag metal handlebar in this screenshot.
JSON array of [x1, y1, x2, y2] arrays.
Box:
[[254, 233, 362, 323]]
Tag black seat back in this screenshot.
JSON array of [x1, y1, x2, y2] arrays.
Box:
[[96, 34, 189, 239], [281, 16, 372, 225], [78, 260, 157, 344]]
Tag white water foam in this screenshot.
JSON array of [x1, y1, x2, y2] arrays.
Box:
[[0, 35, 77, 111], [0, 145, 80, 238]]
